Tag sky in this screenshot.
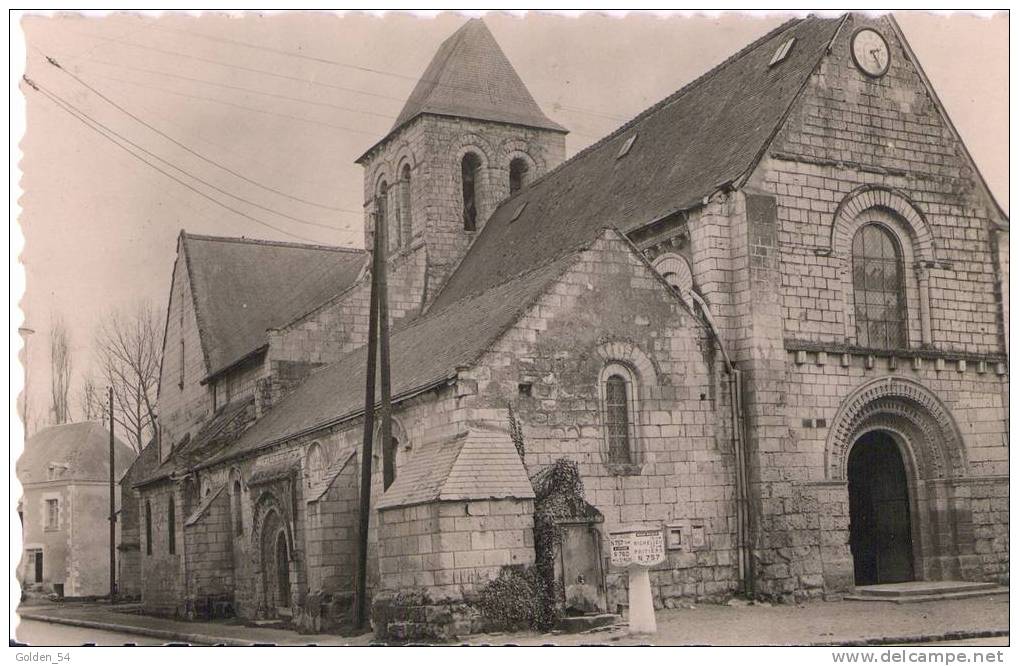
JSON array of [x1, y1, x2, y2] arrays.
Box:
[[12, 10, 1008, 433]]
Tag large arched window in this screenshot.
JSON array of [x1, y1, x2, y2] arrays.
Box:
[[461, 153, 482, 231], [399, 164, 412, 247], [852, 223, 906, 349], [605, 375, 632, 464], [509, 157, 529, 195], [167, 496, 176, 555]]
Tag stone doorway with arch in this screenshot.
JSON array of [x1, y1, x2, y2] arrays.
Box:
[[250, 488, 299, 620], [821, 377, 978, 592]]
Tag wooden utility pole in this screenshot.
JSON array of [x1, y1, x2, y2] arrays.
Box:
[[354, 205, 392, 630], [108, 385, 117, 602]]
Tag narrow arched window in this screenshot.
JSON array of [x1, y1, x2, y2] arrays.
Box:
[[377, 180, 396, 251], [232, 480, 243, 536], [383, 436, 398, 490], [461, 153, 481, 231], [145, 500, 152, 556], [605, 374, 632, 464], [400, 164, 412, 247], [852, 224, 906, 349], [509, 157, 529, 195], [167, 497, 176, 555]]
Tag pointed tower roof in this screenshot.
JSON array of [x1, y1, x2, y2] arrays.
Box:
[[358, 19, 565, 163]]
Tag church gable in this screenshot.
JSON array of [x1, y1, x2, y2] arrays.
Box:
[[752, 13, 1007, 355]]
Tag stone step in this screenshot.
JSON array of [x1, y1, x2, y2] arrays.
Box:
[[845, 581, 1007, 604], [557, 613, 622, 633]]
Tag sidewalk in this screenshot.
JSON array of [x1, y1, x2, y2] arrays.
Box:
[[16, 594, 1008, 646]]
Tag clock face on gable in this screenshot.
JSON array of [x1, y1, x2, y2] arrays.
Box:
[[851, 27, 891, 78]]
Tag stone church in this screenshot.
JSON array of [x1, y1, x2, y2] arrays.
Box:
[[133, 14, 1009, 637]]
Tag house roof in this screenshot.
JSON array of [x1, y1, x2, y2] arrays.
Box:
[[196, 251, 579, 470], [357, 19, 565, 163], [17, 422, 136, 486], [182, 233, 367, 379], [430, 15, 844, 310], [377, 426, 534, 510]]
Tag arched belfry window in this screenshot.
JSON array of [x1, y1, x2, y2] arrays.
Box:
[[509, 157, 529, 195], [377, 180, 398, 251], [461, 152, 482, 231], [399, 164, 412, 247], [852, 223, 906, 349]]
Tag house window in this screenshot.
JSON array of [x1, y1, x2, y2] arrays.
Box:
[[44, 499, 59, 530], [383, 436, 398, 490], [232, 480, 243, 536], [509, 157, 529, 194], [168, 497, 176, 555], [852, 223, 906, 349], [399, 164, 412, 247], [145, 501, 152, 555], [605, 375, 632, 464], [461, 152, 482, 231]]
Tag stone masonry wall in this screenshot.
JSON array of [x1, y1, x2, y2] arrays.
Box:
[[139, 482, 186, 616], [157, 239, 213, 462], [183, 487, 234, 610], [733, 14, 1010, 599], [463, 231, 738, 609]]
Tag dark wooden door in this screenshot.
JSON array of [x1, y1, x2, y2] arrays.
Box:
[[848, 431, 914, 585]]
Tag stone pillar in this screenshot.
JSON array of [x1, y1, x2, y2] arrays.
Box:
[[916, 263, 932, 346]]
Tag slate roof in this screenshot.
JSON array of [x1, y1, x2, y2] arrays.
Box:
[[122, 437, 160, 488], [196, 252, 579, 470], [184, 481, 225, 527], [307, 449, 357, 503], [430, 15, 844, 310], [357, 19, 565, 163], [377, 426, 534, 510], [17, 422, 136, 485], [182, 233, 367, 379]]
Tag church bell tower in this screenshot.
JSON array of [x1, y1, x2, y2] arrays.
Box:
[[356, 19, 568, 304]]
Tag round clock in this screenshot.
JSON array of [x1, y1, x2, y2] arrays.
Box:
[[851, 27, 890, 78]]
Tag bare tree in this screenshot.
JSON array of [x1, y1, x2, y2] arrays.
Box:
[[78, 371, 104, 423], [94, 302, 161, 453], [49, 314, 72, 424]]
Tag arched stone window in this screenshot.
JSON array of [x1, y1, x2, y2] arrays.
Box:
[[509, 157, 529, 195], [461, 152, 482, 231], [377, 179, 398, 252], [145, 500, 152, 556], [852, 223, 906, 349], [167, 496, 176, 555], [399, 163, 412, 247], [383, 435, 398, 490], [652, 253, 694, 297], [232, 480, 243, 536], [306, 441, 324, 487], [599, 362, 640, 467]]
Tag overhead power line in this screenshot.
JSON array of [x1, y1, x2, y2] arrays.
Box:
[[25, 76, 337, 244], [42, 52, 360, 214], [151, 23, 632, 123]]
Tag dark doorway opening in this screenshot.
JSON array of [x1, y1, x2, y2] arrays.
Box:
[[34, 551, 43, 583], [275, 532, 291, 610], [848, 431, 915, 585]]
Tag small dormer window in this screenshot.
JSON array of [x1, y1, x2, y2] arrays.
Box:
[[617, 134, 637, 159], [769, 37, 796, 66]]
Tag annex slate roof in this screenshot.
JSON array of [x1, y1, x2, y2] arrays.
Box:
[[198, 252, 579, 469], [182, 233, 367, 378], [430, 16, 844, 310], [17, 422, 136, 486], [377, 426, 534, 510], [307, 449, 357, 504]]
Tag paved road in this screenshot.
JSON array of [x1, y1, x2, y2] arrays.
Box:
[[13, 619, 172, 646]]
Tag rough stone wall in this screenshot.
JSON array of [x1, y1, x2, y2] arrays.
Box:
[[183, 488, 234, 606], [139, 482, 186, 616], [377, 499, 535, 598], [461, 231, 737, 608], [157, 238, 213, 462], [730, 14, 1010, 598], [118, 467, 142, 598], [361, 114, 566, 305], [304, 460, 359, 596]]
